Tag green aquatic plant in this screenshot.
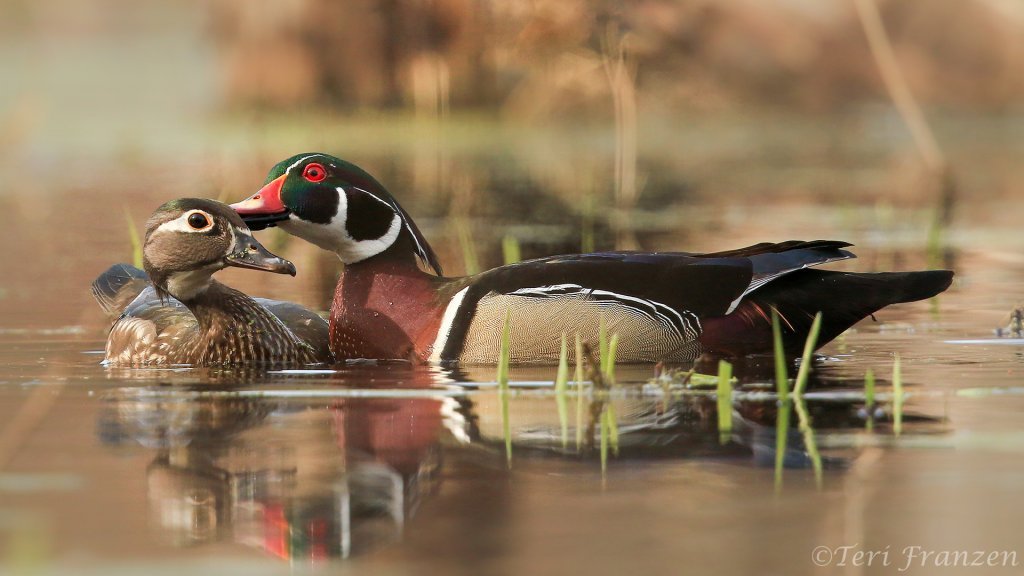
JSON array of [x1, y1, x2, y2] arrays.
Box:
[[794, 394, 823, 488], [498, 309, 512, 466], [793, 312, 823, 398], [575, 333, 585, 450], [123, 207, 143, 269], [454, 217, 480, 275], [554, 333, 569, 449], [717, 359, 733, 443], [774, 396, 792, 493], [502, 234, 521, 265], [772, 310, 790, 492], [604, 336, 620, 458], [650, 367, 729, 389], [792, 312, 824, 487], [579, 341, 619, 472]]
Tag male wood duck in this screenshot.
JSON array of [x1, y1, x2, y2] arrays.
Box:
[[230, 153, 953, 365], [93, 198, 332, 366]]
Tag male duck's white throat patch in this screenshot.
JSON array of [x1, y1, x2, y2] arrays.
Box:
[[279, 187, 402, 264]]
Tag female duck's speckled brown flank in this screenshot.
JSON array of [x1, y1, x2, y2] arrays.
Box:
[[93, 198, 332, 367]]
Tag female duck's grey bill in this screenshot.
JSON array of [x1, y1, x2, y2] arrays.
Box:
[[238, 211, 291, 231], [224, 229, 297, 276]]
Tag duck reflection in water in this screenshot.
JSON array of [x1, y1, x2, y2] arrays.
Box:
[[98, 381, 448, 561], [95, 362, 936, 562]]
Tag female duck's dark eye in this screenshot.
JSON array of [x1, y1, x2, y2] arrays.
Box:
[[187, 212, 210, 230], [302, 163, 327, 182]]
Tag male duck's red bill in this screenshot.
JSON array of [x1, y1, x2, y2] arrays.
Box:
[[231, 173, 290, 230], [231, 152, 955, 366]]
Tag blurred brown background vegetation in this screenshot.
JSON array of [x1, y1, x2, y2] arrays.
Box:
[[1, 0, 1022, 325], [207, 0, 1024, 115]]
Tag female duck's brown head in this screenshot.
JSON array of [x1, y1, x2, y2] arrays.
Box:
[[142, 198, 296, 302]]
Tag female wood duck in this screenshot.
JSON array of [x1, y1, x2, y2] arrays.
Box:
[[230, 153, 953, 365], [93, 198, 332, 367]]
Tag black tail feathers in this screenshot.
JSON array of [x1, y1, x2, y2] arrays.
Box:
[[701, 269, 953, 356], [766, 269, 952, 350]]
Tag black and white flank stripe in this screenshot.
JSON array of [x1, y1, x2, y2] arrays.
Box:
[[430, 283, 703, 365]]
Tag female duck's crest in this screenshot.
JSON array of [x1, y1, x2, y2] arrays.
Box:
[[231, 153, 442, 275]]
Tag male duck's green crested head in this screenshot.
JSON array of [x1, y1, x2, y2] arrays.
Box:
[[230, 153, 442, 275], [143, 198, 296, 302]]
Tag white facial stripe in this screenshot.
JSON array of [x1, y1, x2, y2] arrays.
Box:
[[348, 185, 431, 268], [279, 190, 402, 265], [285, 154, 323, 175], [342, 216, 401, 263], [429, 286, 470, 362], [278, 166, 431, 268], [347, 186, 392, 210], [152, 210, 215, 235]]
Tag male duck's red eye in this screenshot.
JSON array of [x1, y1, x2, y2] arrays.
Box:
[[302, 163, 327, 182]]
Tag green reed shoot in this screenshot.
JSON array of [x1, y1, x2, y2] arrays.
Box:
[[774, 395, 791, 493], [502, 234, 521, 265], [688, 371, 725, 388], [605, 337, 620, 457], [717, 360, 733, 443], [794, 394, 824, 488], [792, 312, 824, 487], [771, 309, 790, 491], [555, 332, 569, 448], [593, 323, 621, 470], [123, 207, 143, 269], [892, 354, 904, 436], [455, 218, 480, 275], [575, 333, 585, 450], [498, 309, 512, 466], [793, 312, 823, 398], [864, 368, 876, 431]]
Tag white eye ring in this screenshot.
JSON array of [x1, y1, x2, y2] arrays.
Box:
[[184, 210, 214, 232]]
